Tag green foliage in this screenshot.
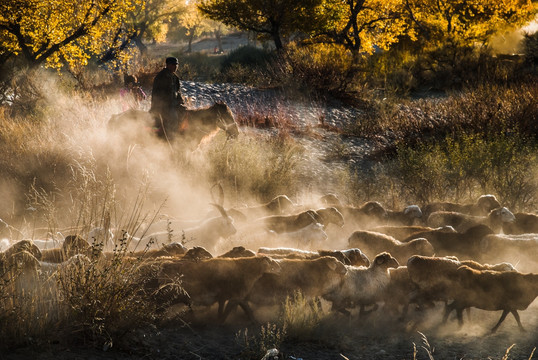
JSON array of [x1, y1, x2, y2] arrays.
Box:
[[389, 133, 538, 209], [221, 45, 274, 71]]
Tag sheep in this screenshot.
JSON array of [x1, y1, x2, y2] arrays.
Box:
[[245, 256, 348, 309], [257, 247, 318, 257], [277, 222, 328, 249], [404, 224, 495, 261], [218, 246, 257, 258], [479, 233, 538, 272], [181, 246, 214, 261], [347, 230, 434, 265], [154, 256, 281, 323], [1, 239, 42, 260], [228, 195, 296, 221], [129, 242, 188, 259], [502, 212, 538, 234], [142, 205, 236, 253], [317, 249, 370, 267], [370, 225, 456, 241], [319, 193, 342, 207], [41, 235, 92, 263], [323, 252, 400, 317], [422, 194, 501, 219], [338, 201, 387, 229], [444, 265, 538, 333], [426, 207, 515, 233], [385, 205, 423, 226], [0, 250, 41, 304], [382, 266, 416, 320], [406, 255, 517, 320], [258, 247, 369, 266], [252, 207, 344, 234]]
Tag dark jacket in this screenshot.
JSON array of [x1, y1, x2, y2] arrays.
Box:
[[150, 68, 182, 118]]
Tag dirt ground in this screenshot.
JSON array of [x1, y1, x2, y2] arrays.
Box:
[[5, 300, 538, 360]]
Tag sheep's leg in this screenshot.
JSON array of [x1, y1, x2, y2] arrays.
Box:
[[511, 310, 526, 332], [398, 302, 409, 322], [237, 300, 258, 324], [359, 303, 378, 317], [220, 299, 240, 323], [456, 308, 464, 327], [490, 310, 509, 333], [442, 302, 455, 324], [217, 299, 226, 321]]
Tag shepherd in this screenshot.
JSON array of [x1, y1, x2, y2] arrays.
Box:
[[150, 56, 184, 139]]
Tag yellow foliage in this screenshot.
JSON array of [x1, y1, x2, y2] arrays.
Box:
[[0, 0, 143, 68]]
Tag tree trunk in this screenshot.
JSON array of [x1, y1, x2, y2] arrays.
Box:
[[215, 31, 223, 53]]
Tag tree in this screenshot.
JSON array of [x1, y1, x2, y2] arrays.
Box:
[[321, 0, 411, 60], [0, 0, 141, 69], [99, 0, 186, 63], [197, 0, 332, 50], [403, 0, 537, 47], [180, 1, 213, 53]]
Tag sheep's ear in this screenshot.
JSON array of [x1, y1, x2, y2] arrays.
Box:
[[375, 255, 386, 265]]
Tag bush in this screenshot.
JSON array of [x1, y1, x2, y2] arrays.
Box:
[[387, 133, 538, 209], [200, 131, 303, 203]]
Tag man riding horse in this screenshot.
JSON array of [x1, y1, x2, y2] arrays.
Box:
[[150, 57, 184, 139]]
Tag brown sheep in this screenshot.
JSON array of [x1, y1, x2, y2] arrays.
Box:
[[155, 256, 281, 323], [426, 207, 515, 233], [348, 230, 434, 265], [130, 242, 187, 259], [338, 201, 387, 229], [317, 249, 370, 267], [445, 266, 538, 333], [246, 256, 348, 309], [406, 255, 517, 322], [2, 239, 42, 260], [370, 225, 441, 241], [403, 224, 494, 261], [385, 205, 423, 226], [41, 235, 92, 263], [422, 194, 501, 219], [218, 246, 256, 258], [502, 212, 538, 234]]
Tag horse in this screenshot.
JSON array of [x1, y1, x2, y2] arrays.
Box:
[[107, 102, 239, 147]]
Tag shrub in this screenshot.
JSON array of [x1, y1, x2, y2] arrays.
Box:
[[200, 131, 303, 203]]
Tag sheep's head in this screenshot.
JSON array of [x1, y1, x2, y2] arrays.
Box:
[[361, 201, 387, 219], [489, 207, 516, 223], [209, 203, 237, 238], [219, 246, 256, 258], [477, 194, 501, 214], [404, 205, 423, 219], [4, 240, 42, 260], [183, 246, 213, 261], [318, 207, 345, 227], [320, 256, 348, 276], [409, 238, 435, 256], [319, 193, 342, 207], [266, 195, 295, 214], [259, 256, 281, 274], [346, 248, 370, 267], [162, 242, 187, 256], [372, 252, 400, 269]]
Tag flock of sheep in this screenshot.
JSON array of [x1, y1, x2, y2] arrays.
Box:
[[1, 193, 538, 334]]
